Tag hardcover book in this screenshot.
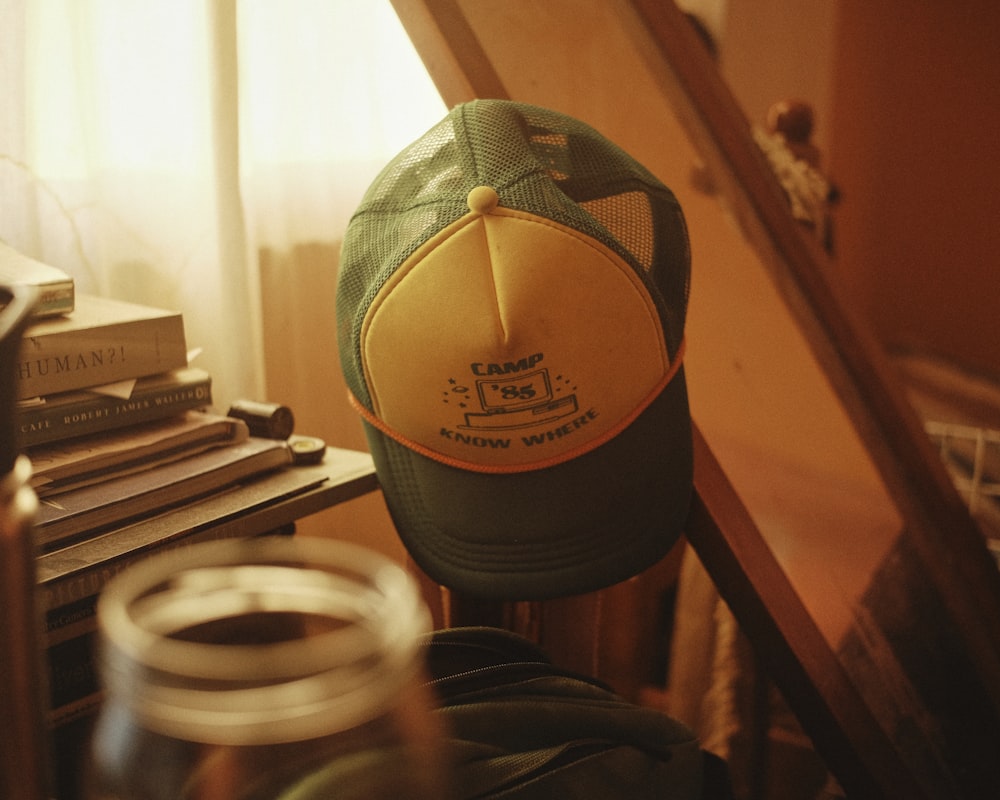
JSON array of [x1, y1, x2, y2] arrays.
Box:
[[17, 367, 213, 448], [38, 450, 371, 728], [34, 436, 294, 550], [28, 410, 249, 497], [0, 240, 75, 317], [16, 293, 188, 400]]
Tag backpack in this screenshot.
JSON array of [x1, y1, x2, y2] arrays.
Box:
[[424, 626, 733, 799]]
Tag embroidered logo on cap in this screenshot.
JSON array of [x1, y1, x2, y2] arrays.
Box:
[[353, 188, 681, 474]]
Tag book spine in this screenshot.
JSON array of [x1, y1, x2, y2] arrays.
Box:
[[16, 315, 188, 400], [46, 613, 101, 728], [18, 375, 213, 448], [30, 284, 75, 319], [43, 524, 295, 725], [0, 240, 75, 318], [34, 440, 293, 550]]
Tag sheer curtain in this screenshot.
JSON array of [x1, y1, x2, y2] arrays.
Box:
[[1, 0, 446, 411]]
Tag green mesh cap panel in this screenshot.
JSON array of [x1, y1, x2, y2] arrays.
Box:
[[337, 100, 690, 412]]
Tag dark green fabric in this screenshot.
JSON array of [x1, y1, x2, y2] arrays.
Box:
[[335, 100, 694, 601], [427, 627, 710, 799]]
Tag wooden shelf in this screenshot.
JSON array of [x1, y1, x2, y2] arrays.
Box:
[[37, 446, 378, 800]]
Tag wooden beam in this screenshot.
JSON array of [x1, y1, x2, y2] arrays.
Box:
[[623, 0, 1000, 701], [390, 0, 508, 106], [389, 1, 1000, 793], [687, 424, 934, 800]]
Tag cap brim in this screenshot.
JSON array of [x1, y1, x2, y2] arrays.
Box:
[[363, 368, 693, 601]]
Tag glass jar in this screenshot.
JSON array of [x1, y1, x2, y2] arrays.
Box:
[[87, 536, 451, 800]]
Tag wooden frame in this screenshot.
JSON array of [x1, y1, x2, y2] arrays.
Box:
[[391, 1, 1000, 797]]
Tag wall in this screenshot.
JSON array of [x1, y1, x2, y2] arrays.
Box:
[[257, 0, 1000, 570], [827, 0, 1000, 378], [259, 242, 407, 565], [720, 0, 838, 156]]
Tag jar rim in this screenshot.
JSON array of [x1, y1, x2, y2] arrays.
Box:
[[96, 536, 430, 744]]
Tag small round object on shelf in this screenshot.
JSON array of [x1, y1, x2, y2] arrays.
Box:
[[288, 434, 326, 465]]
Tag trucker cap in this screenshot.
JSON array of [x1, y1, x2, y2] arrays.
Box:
[[337, 100, 692, 600]]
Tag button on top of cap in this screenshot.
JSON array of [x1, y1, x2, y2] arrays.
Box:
[[467, 186, 500, 215]]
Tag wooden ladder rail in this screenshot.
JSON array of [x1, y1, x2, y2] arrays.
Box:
[[419, 420, 1000, 799], [686, 424, 935, 800], [392, 1, 1000, 796], [622, 0, 1000, 673], [392, 0, 1000, 677]]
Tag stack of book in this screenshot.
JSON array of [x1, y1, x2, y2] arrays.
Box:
[[6, 246, 305, 793], [6, 248, 294, 552]]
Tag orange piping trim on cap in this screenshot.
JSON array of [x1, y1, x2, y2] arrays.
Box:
[[351, 338, 686, 475]]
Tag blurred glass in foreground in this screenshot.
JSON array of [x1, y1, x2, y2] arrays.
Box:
[[87, 536, 450, 800]]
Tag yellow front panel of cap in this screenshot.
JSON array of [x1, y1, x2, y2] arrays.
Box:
[[361, 207, 669, 471]]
